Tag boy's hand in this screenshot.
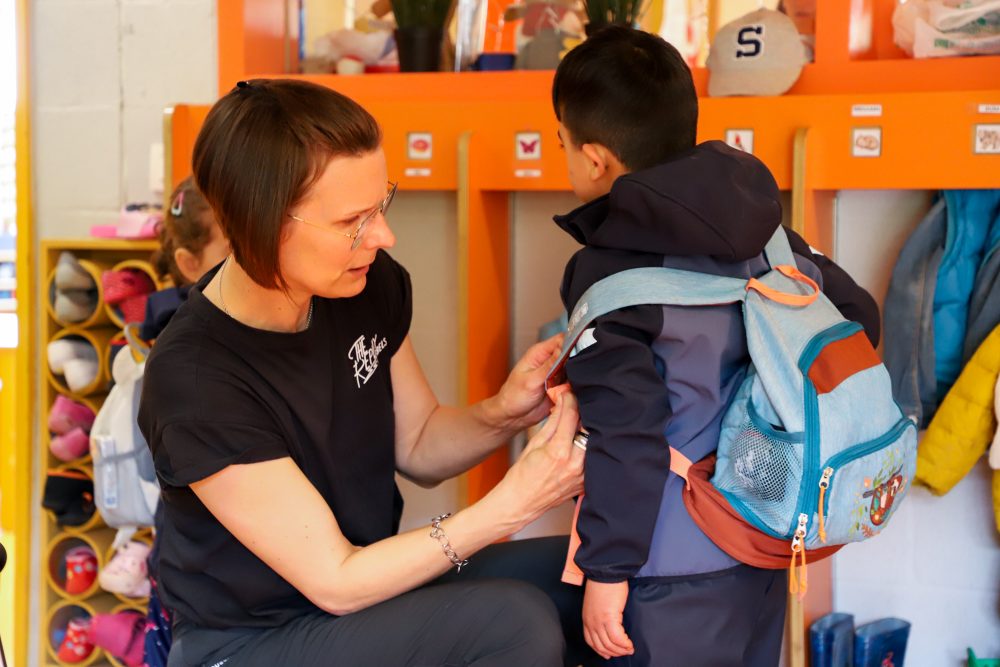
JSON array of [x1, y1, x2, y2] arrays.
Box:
[[583, 580, 634, 660]]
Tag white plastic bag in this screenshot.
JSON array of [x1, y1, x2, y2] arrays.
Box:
[[893, 0, 1000, 57]]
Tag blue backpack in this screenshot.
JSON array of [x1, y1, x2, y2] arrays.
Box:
[[548, 227, 917, 591]]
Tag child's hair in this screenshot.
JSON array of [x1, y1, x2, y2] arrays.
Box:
[[552, 26, 699, 171], [153, 177, 216, 286]]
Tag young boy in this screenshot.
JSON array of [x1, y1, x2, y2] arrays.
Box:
[[551, 27, 880, 665]]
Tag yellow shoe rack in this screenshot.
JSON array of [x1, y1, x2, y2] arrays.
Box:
[[38, 239, 161, 667]]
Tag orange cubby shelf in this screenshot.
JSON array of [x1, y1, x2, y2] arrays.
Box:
[[219, 0, 1000, 98], [168, 83, 1000, 193]]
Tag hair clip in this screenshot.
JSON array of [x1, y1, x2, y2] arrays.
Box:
[[236, 80, 250, 89], [170, 190, 184, 216]]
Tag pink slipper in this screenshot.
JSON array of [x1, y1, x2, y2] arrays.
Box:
[[102, 270, 155, 306], [118, 293, 150, 324], [99, 541, 151, 598], [91, 611, 146, 667], [48, 395, 96, 435], [50, 427, 91, 462]]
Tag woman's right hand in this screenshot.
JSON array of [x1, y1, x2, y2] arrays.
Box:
[[489, 393, 586, 530]]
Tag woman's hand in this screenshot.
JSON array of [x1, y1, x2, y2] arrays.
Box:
[[485, 391, 585, 531], [486, 335, 564, 432]]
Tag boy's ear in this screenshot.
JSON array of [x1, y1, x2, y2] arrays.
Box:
[[580, 142, 626, 182]]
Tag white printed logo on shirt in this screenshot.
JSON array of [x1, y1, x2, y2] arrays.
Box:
[[349, 334, 389, 388]]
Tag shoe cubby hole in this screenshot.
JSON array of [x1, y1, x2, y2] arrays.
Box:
[[46, 328, 117, 398], [45, 392, 100, 467], [104, 533, 154, 606], [103, 259, 163, 329], [45, 257, 112, 329], [45, 533, 104, 599], [45, 464, 104, 534], [105, 602, 150, 667], [45, 600, 98, 666]]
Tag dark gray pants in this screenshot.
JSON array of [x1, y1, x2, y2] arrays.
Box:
[[169, 536, 600, 667], [611, 565, 787, 667]]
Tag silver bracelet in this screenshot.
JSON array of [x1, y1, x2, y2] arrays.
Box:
[[430, 513, 469, 573]]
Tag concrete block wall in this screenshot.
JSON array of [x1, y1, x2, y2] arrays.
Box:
[[832, 190, 1000, 667], [31, 0, 218, 239]]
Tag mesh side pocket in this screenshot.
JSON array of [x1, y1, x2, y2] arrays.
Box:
[[714, 416, 804, 537]]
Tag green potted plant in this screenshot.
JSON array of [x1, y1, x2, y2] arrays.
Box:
[[582, 0, 647, 35], [391, 0, 454, 71]]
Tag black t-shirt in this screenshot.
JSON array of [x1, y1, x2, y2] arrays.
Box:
[[138, 250, 412, 630]]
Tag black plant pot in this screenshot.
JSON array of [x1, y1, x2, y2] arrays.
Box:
[[395, 27, 444, 72]]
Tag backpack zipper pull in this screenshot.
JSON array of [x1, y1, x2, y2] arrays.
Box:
[[788, 513, 809, 599], [818, 467, 833, 544]]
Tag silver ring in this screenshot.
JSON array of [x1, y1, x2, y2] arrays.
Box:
[[572, 432, 589, 451]]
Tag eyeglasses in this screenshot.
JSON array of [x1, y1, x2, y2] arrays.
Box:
[[289, 181, 397, 250]]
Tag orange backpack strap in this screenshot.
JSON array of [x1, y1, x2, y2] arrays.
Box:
[[668, 446, 692, 488]]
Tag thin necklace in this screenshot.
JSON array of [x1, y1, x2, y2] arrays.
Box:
[[218, 257, 314, 330]]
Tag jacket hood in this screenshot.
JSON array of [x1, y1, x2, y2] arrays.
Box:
[[554, 141, 783, 261]]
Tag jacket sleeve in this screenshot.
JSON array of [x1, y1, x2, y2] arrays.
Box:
[[561, 254, 671, 583], [784, 228, 882, 346], [916, 326, 1000, 495]]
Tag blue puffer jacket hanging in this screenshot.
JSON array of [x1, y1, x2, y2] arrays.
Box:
[[932, 190, 1000, 401], [885, 190, 1000, 427]]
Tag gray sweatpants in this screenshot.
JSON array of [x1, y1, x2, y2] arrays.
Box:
[[167, 536, 600, 667]]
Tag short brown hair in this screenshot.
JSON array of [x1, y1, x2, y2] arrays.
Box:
[[153, 176, 215, 286], [193, 79, 382, 290]]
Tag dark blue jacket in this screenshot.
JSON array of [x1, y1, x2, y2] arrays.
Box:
[[556, 141, 880, 581]]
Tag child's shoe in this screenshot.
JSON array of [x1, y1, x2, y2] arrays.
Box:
[[64, 546, 98, 595], [42, 470, 96, 527], [56, 617, 94, 663], [91, 611, 146, 667], [54, 290, 98, 323], [47, 339, 97, 376], [48, 395, 96, 435], [101, 269, 155, 305], [54, 252, 95, 291], [63, 358, 100, 394], [117, 203, 162, 239], [99, 541, 151, 598], [50, 427, 91, 462], [118, 293, 151, 324]]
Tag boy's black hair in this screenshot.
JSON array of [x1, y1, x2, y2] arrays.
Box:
[[553, 26, 698, 171]]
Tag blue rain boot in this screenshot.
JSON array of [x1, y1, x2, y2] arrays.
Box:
[[810, 612, 855, 667], [854, 618, 911, 667]]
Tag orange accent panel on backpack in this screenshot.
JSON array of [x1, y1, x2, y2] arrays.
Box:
[[807, 330, 881, 395], [680, 455, 842, 569]]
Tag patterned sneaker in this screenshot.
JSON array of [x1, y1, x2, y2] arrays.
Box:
[[56, 616, 95, 663], [64, 546, 98, 595]]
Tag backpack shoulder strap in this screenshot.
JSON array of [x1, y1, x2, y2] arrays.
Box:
[[764, 226, 796, 268], [546, 266, 747, 389]]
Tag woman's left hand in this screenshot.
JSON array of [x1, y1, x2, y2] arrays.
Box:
[[488, 334, 564, 431]]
